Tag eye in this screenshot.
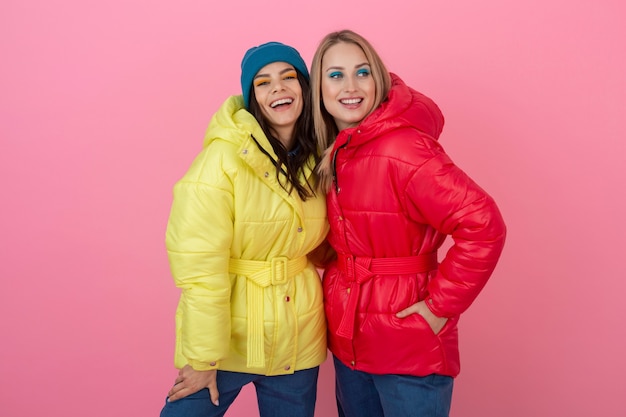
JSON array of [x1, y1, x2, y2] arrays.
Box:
[[328, 71, 343, 79], [283, 71, 297, 81], [356, 68, 371, 77], [254, 78, 271, 87]]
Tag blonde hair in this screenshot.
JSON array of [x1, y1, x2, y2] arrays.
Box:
[[310, 30, 392, 192]]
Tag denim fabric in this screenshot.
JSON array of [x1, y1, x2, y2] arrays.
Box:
[[159, 367, 319, 417], [333, 356, 453, 417]]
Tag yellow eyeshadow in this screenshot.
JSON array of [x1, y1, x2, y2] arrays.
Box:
[[254, 77, 270, 87], [283, 71, 297, 79]]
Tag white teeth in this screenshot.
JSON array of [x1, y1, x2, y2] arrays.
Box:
[[270, 98, 293, 108], [341, 98, 362, 104]]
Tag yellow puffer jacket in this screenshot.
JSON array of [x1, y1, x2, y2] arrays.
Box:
[[166, 95, 329, 376]]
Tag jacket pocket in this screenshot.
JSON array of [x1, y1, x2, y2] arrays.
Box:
[[356, 311, 444, 368]]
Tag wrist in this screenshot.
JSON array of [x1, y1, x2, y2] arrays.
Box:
[[187, 359, 220, 371], [424, 297, 442, 318]]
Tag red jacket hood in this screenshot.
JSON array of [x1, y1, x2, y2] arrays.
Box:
[[335, 73, 445, 150]]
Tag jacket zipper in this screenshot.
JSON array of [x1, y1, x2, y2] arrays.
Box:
[[332, 134, 351, 194]]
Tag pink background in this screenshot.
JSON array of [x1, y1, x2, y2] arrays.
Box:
[[2, 0, 625, 416]]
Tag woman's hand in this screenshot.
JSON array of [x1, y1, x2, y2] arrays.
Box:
[[396, 300, 448, 335], [167, 365, 219, 405]]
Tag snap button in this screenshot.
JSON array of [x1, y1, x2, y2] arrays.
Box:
[[284, 365, 291, 371], [242, 149, 248, 154], [346, 288, 351, 294], [285, 296, 290, 302], [264, 172, 269, 177], [297, 227, 303, 232], [209, 361, 216, 366], [350, 361, 355, 366]]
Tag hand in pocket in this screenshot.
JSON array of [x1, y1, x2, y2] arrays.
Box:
[[396, 300, 448, 335]]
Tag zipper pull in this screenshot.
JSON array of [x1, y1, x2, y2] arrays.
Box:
[[332, 134, 351, 194]]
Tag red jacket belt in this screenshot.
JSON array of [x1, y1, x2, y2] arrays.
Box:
[[335, 253, 438, 339]]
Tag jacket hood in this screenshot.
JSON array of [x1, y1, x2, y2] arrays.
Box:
[[341, 73, 445, 148], [202, 94, 316, 183], [204, 95, 270, 152]]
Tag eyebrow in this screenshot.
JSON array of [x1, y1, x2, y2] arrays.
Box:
[[254, 67, 297, 79], [325, 62, 370, 72]]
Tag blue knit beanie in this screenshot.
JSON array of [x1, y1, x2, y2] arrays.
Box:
[[240, 42, 309, 108]]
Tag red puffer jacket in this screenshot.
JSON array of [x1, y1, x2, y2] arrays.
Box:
[[323, 73, 506, 377]]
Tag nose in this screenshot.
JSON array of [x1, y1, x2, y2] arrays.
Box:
[[272, 79, 285, 93], [343, 75, 357, 92]]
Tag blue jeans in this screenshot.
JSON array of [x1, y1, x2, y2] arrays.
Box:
[[159, 367, 319, 417], [333, 356, 453, 417]]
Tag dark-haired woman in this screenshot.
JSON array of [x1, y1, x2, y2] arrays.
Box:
[[160, 41, 329, 417]]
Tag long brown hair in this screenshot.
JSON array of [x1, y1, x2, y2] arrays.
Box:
[[248, 71, 319, 200]]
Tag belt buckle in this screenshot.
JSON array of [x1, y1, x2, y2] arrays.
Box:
[[270, 257, 289, 285]]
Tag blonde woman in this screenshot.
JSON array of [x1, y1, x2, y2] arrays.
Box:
[[310, 30, 506, 417]]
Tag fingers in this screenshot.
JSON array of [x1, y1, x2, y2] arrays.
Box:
[[167, 384, 193, 402], [395, 302, 421, 318], [167, 368, 219, 405], [167, 368, 188, 400], [167, 377, 203, 402], [166, 366, 198, 402], [167, 377, 187, 401], [395, 301, 449, 334], [208, 380, 220, 406]]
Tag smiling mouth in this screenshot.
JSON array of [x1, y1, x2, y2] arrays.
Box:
[[270, 98, 294, 108], [340, 98, 362, 105]]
